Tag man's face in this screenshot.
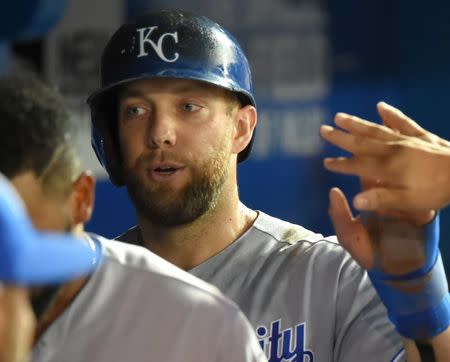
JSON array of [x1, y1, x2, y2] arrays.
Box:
[[117, 78, 238, 226]]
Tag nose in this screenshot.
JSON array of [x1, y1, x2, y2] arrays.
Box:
[[147, 109, 176, 149]]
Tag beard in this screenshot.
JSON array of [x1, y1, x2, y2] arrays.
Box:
[[123, 147, 231, 227]]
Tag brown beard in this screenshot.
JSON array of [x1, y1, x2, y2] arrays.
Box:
[[123, 147, 230, 227]]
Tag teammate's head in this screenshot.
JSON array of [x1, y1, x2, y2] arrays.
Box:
[[0, 73, 98, 321], [0, 73, 94, 232], [88, 9, 257, 186], [87, 10, 257, 226]]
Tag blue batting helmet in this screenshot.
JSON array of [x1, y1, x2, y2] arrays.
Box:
[[87, 9, 256, 186]]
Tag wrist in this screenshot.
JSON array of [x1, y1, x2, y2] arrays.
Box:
[[365, 213, 450, 339], [362, 212, 440, 277], [369, 254, 450, 340]]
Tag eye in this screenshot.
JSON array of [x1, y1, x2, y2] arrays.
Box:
[[125, 106, 147, 118], [182, 103, 202, 112]]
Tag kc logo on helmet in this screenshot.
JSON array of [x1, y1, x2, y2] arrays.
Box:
[[136, 26, 179, 62]]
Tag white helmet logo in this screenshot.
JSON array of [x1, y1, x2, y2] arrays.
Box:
[[136, 26, 179, 62]]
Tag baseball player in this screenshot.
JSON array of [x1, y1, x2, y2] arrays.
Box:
[[320, 101, 450, 212], [87, 9, 450, 361], [0, 172, 99, 362], [0, 73, 267, 362]]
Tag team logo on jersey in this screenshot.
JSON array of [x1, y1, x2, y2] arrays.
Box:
[[136, 26, 179, 62], [256, 319, 314, 362]]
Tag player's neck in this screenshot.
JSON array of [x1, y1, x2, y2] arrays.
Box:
[[137, 183, 257, 271], [33, 276, 89, 345]]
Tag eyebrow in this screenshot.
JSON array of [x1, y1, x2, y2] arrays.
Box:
[[119, 82, 214, 101], [118, 89, 147, 101]]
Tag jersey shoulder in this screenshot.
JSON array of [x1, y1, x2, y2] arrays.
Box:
[[89, 233, 241, 312], [253, 210, 338, 247], [248, 211, 358, 275]]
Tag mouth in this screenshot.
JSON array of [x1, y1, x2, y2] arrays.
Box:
[[154, 166, 178, 175], [148, 163, 185, 181]]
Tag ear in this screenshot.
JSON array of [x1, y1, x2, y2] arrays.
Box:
[[69, 171, 96, 226], [231, 105, 257, 155]]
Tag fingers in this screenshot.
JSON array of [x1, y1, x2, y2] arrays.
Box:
[[334, 112, 401, 141], [353, 188, 404, 211], [320, 125, 392, 156], [353, 188, 437, 224], [359, 176, 392, 193], [377, 102, 425, 137], [323, 156, 390, 181], [328, 188, 374, 269], [436, 134, 450, 149]]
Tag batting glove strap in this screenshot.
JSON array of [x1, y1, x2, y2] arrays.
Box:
[[369, 254, 450, 340], [363, 212, 440, 281]]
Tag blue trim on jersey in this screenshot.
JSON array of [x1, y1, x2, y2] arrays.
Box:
[[390, 347, 405, 362], [85, 233, 105, 269]]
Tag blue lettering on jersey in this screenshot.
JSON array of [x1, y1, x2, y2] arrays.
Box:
[[256, 319, 314, 362]]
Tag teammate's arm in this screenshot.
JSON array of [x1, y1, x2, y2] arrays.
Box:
[[320, 102, 450, 212], [403, 327, 450, 362], [328, 188, 450, 362], [0, 286, 35, 362], [428, 328, 450, 361]]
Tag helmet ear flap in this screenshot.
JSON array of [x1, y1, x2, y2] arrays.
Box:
[[90, 95, 125, 186]]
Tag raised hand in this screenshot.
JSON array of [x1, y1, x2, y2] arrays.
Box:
[[328, 187, 431, 275], [320, 102, 450, 212]]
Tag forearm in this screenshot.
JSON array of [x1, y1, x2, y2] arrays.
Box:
[[0, 286, 34, 362], [429, 326, 450, 361], [403, 327, 450, 362], [365, 214, 450, 362]]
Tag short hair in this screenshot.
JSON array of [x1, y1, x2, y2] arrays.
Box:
[[0, 72, 80, 197]]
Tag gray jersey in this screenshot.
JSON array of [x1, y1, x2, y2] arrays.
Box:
[[119, 208, 405, 362], [31, 234, 267, 362]]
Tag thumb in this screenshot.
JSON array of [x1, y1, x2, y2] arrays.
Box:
[[329, 188, 374, 268], [328, 187, 354, 241]]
